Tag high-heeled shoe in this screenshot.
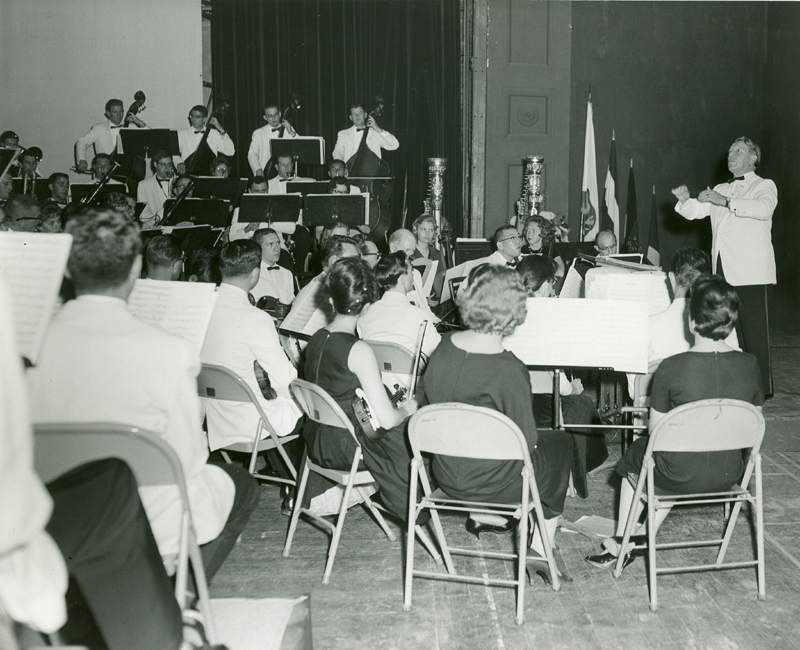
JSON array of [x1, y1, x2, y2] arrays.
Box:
[[465, 517, 517, 539], [525, 552, 572, 586]]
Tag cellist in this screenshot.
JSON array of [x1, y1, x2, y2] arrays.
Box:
[[332, 104, 398, 165]]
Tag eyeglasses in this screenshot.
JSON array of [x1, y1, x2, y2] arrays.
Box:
[[499, 235, 522, 243], [597, 245, 616, 254], [361, 252, 380, 259]]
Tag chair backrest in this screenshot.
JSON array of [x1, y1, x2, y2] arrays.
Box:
[[198, 364, 277, 436], [408, 403, 531, 463], [290, 379, 357, 439], [367, 341, 415, 375], [648, 399, 765, 454], [33, 422, 190, 507]]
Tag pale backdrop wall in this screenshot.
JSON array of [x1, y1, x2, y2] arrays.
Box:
[[0, 0, 202, 182]]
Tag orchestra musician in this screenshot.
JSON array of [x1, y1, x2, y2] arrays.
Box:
[[410, 214, 446, 302], [332, 103, 399, 165], [46, 172, 70, 209], [15, 148, 42, 179], [593, 230, 617, 256], [2, 194, 41, 232], [486, 225, 523, 267], [75, 98, 145, 174], [300, 256, 418, 520], [176, 105, 235, 175], [251, 227, 296, 307], [136, 149, 174, 228], [247, 101, 298, 178], [144, 234, 183, 281], [421, 264, 573, 583]]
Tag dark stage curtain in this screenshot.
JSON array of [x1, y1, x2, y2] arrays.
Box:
[[210, 0, 463, 237]]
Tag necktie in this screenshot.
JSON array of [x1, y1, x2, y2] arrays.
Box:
[[271, 128, 281, 132], [356, 128, 365, 132], [266, 266, 281, 271], [194, 130, 204, 134]]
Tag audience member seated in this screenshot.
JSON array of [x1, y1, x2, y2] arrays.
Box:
[[200, 240, 303, 506], [145, 234, 184, 281], [251, 228, 295, 311], [46, 172, 70, 209], [358, 239, 380, 269], [186, 248, 221, 284], [281, 235, 359, 341], [357, 251, 441, 392], [421, 264, 573, 583], [410, 214, 446, 302], [27, 208, 258, 582], [586, 277, 764, 571], [137, 149, 175, 228], [38, 202, 63, 233], [302, 257, 418, 518], [2, 194, 41, 232], [521, 214, 566, 280], [0, 282, 186, 650], [516, 255, 607, 496], [626, 247, 740, 399], [593, 229, 617, 256]]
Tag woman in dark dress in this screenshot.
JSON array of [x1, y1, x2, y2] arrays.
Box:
[[586, 277, 764, 569], [520, 215, 566, 281], [422, 263, 573, 583], [410, 214, 445, 302], [302, 257, 419, 520]]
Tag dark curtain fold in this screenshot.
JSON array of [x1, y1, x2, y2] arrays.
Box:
[[210, 0, 463, 237]]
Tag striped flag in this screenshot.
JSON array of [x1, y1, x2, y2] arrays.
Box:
[[623, 158, 640, 254], [647, 184, 660, 266], [600, 131, 619, 242], [580, 95, 600, 242]]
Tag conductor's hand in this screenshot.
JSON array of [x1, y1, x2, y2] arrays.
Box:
[[77, 160, 89, 173], [282, 120, 296, 137], [402, 398, 419, 418], [366, 115, 382, 133], [671, 185, 690, 203], [698, 186, 726, 206]]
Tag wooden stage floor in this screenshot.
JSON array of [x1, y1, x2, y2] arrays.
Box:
[[211, 334, 800, 650]]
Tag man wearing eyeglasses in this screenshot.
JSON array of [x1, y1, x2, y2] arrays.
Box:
[[359, 239, 381, 269], [593, 230, 617, 256], [486, 225, 524, 267]]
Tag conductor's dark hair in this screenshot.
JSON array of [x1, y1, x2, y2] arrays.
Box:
[[145, 234, 183, 269], [374, 251, 408, 291], [670, 248, 711, 290], [516, 255, 556, 296], [190, 105, 208, 117], [689, 277, 739, 341], [325, 257, 379, 316], [105, 99, 123, 113], [65, 208, 141, 291], [219, 239, 261, 278], [186, 248, 221, 284]]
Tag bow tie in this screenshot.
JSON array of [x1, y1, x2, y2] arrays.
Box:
[[110, 124, 123, 129], [730, 175, 745, 182], [266, 265, 281, 271], [506, 260, 518, 268], [194, 130, 204, 134], [356, 127, 365, 132], [279, 178, 288, 182], [271, 127, 281, 132]]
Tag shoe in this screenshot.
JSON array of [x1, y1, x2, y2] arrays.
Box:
[[585, 550, 638, 572], [525, 552, 573, 586], [602, 534, 647, 556], [465, 517, 517, 539], [281, 494, 295, 517]]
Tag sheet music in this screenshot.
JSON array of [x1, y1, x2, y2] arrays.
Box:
[[559, 265, 584, 299], [586, 267, 671, 316], [126, 279, 217, 352], [411, 258, 439, 297], [0, 232, 72, 363], [503, 298, 649, 373], [280, 284, 330, 337]]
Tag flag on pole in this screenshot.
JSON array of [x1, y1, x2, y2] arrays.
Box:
[[647, 184, 660, 266], [623, 158, 640, 254], [600, 131, 620, 242], [580, 94, 599, 242]]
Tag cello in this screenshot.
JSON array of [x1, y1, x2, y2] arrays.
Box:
[[346, 96, 393, 241]]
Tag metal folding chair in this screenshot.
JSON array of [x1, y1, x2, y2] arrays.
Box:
[[197, 363, 298, 487], [613, 398, 766, 611], [404, 403, 560, 625], [33, 422, 218, 643]]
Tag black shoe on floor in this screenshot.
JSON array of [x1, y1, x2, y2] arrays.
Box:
[[465, 517, 517, 539]]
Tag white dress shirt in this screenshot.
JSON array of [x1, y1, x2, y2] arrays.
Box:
[[137, 175, 172, 227], [177, 127, 235, 164], [75, 120, 124, 164], [27, 296, 235, 557], [200, 284, 301, 449], [675, 170, 777, 285], [332, 125, 399, 163], [247, 124, 298, 176], [251, 260, 295, 305]]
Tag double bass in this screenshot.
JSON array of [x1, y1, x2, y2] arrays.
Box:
[[346, 96, 393, 241]]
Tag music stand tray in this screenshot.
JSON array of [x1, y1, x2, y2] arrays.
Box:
[[119, 128, 180, 158], [191, 177, 248, 207], [303, 193, 368, 228], [285, 181, 329, 195], [11, 178, 50, 197], [271, 137, 325, 166], [238, 194, 302, 224], [69, 182, 126, 204], [161, 198, 230, 228]]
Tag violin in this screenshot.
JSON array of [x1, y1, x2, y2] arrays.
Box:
[[346, 95, 393, 241], [185, 98, 230, 176]]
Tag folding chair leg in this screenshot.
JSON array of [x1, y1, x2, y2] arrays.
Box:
[[716, 500, 744, 565], [274, 436, 298, 481], [429, 508, 455, 575], [755, 456, 766, 600], [361, 490, 397, 542], [283, 460, 311, 557], [647, 472, 658, 612], [188, 535, 217, 644], [404, 469, 420, 613], [322, 473, 357, 584], [220, 450, 233, 464], [415, 524, 442, 565]]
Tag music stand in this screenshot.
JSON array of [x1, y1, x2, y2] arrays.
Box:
[[69, 182, 126, 205], [454, 238, 493, 265], [285, 181, 329, 195], [118, 129, 179, 178], [160, 198, 230, 228], [11, 178, 50, 197], [191, 177, 248, 207], [0, 149, 19, 178], [303, 194, 368, 228], [237, 194, 302, 225], [135, 203, 147, 221], [270, 138, 325, 166]]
